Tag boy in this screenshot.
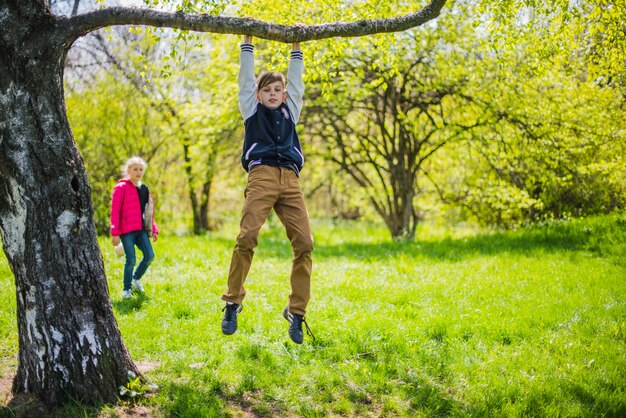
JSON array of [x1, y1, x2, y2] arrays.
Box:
[[220, 34, 314, 344]]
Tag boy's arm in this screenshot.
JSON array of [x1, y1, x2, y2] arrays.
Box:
[[286, 42, 304, 124], [238, 35, 258, 120]]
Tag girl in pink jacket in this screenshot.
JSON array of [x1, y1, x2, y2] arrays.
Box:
[[110, 156, 158, 298]]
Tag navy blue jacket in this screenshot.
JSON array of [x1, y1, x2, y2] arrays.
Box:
[[238, 44, 305, 175]]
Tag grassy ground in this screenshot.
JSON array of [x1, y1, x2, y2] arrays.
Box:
[[1, 213, 626, 417]]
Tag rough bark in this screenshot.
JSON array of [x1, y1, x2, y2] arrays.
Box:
[[0, 1, 137, 406], [0, 0, 448, 406]]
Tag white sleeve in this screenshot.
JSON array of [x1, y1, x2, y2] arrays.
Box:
[[238, 44, 258, 120], [286, 50, 304, 124]]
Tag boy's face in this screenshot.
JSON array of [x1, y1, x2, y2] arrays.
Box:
[[257, 80, 286, 110]]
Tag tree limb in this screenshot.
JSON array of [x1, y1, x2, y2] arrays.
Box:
[[62, 0, 447, 45]]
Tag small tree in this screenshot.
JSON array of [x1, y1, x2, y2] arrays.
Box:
[[305, 28, 484, 239], [67, 28, 240, 233]]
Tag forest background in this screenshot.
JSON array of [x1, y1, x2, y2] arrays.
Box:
[[58, 0, 625, 239]]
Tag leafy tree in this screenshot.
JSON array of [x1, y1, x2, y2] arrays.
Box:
[[0, 0, 447, 406], [304, 7, 485, 239], [426, 1, 626, 227], [66, 74, 174, 233], [66, 26, 241, 233], [175, 37, 241, 233], [479, 0, 625, 87], [436, 62, 626, 227]]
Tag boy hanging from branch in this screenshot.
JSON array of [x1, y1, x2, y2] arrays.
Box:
[[220, 32, 314, 344]]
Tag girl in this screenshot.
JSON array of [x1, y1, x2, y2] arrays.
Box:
[[110, 156, 158, 298]]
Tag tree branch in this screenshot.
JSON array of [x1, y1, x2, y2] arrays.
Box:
[[62, 0, 447, 44]]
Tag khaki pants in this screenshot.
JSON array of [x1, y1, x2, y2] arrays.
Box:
[[222, 165, 313, 315]]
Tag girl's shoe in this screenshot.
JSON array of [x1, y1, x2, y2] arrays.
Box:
[[132, 279, 144, 292], [122, 289, 133, 299]]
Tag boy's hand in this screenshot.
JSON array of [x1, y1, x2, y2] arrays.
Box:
[[292, 23, 305, 51], [243, 35, 252, 44]]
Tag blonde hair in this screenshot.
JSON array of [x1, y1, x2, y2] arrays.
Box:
[[121, 156, 147, 178]]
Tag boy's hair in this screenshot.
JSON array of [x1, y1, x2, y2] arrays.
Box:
[[121, 156, 147, 177], [256, 71, 286, 92]]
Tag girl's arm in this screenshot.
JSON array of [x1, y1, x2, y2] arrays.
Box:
[[110, 184, 124, 244], [149, 193, 159, 239]]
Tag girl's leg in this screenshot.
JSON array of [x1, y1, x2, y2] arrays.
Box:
[[133, 229, 155, 281], [120, 232, 137, 291]]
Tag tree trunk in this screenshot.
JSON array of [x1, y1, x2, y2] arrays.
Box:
[[0, 2, 137, 405], [183, 136, 216, 234], [198, 168, 214, 233]]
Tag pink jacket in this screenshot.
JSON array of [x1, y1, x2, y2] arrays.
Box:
[[110, 178, 158, 236]]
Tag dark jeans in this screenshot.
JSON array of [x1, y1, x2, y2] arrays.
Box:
[[120, 229, 155, 291]]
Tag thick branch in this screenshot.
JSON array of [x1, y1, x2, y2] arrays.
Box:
[[62, 0, 447, 44]]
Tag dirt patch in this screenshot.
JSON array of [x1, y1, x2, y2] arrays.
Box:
[[225, 391, 297, 418], [105, 404, 159, 418], [1, 357, 52, 417], [0, 356, 17, 407], [0, 358, 163, 417], [135, 360, 160, 375]]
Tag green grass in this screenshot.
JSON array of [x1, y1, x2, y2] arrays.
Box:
[[1, 213, 626, 417]]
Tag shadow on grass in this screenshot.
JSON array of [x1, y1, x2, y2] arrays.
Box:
[[314, 229, 580, 262], [0, 388, 114, 418], [112, 292, 150, 315], [564, 380, 626, 417], [0, 379, 228, 418], [255, 215, 626, 263], [154, 381, 228, 417], [1, 394, 52, 418], [0, 379, 361, 417], [403, 378, 460, 416]]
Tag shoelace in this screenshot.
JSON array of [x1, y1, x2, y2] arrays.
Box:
[[222, 305, 239, 320], [302, 316, 315, 342]]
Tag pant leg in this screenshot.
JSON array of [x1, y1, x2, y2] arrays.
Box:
[[274, 168, 313, 315], [120, 232, 137, 291], [222, 166, 280, 304], [133, 229, 155, 281]]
